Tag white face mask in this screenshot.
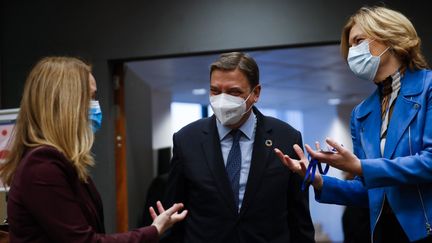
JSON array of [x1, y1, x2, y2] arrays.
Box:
[[347, 40, 389, 81], [210, 90, 255, 126]]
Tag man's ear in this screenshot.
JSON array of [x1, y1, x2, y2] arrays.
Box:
[[253, 84, 261, 102]]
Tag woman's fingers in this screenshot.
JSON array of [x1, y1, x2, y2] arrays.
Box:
[[315, 141, 321, 150], [156, 201, 166, 214], [163, 203, 184, 216], [304, 144, 318, 157], [149, 206, 157, 220], [325, 138, 344, 152], [163, 202, 188, 223], [171, 209, 188, 223]]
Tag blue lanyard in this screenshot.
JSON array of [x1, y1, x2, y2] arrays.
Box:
[[301, 154, 330, 191]]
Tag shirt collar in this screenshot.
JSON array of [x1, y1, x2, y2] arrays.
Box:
[[216, 111, 257, 141], [378, 70, 402, 97]]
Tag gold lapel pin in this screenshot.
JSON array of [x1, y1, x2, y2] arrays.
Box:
[[265, 139, 273, 147]]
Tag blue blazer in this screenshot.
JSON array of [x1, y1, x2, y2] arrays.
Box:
[[318, 69, 432, 242]]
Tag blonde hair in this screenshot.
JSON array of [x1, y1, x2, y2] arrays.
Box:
[[341, 6, 428, 71], [0, 56, 95, 185]]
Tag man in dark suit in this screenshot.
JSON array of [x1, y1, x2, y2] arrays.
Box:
[[163, 52, 315, 243]]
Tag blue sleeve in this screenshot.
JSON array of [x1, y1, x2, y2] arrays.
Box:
[[316, 175, 368, 207]]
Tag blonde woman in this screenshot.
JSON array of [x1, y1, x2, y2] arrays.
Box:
[[0, 57, 187, 242], [276, 6, 432, 243]]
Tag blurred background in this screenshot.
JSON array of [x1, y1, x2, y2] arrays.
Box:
[[1, 1, 430, 242]]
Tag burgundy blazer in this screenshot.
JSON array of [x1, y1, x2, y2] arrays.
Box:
[[7, 146, 158, 243]]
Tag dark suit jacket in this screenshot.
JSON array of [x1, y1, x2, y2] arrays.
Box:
[[7, 146, 158, 243], [143, 173, 169, 226], [342, 206, 371, 243], [163, 108, 315, 243]]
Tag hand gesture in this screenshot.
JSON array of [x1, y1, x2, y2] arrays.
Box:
[[150, 201, 188, 235], [274, 144, 323, 189], [305, 138, 362, 175]]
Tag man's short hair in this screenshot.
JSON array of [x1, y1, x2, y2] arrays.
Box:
[[210, 52, 259, 88]]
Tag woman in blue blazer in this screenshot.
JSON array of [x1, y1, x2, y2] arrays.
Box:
[[276, 6, 432, 243]]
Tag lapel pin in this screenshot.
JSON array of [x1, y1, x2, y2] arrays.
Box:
[[265, 139, 273, 147]]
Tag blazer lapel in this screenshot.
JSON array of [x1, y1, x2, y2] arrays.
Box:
[[240, 109, 272, 215], [201, 116, 238, 214], [83, 179, 106, 232], [383, 70, 424, 158], [357, 90, 382, 159]]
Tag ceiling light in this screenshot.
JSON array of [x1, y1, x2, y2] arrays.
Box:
[[328, 98, 341, 106], [192, 88, 207, 95]]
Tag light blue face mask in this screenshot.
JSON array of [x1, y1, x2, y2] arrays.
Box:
[[89, 100, 102, 133], [347, 40, 390, 81]]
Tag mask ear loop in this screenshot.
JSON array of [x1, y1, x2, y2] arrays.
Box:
[[378, 46, 390, 57], [368, 39, 390, 57], [243, 86, 257, 103], [241, 86, 258, 115]]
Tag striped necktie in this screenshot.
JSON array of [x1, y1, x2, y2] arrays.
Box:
[[226, 129, 242, 208]]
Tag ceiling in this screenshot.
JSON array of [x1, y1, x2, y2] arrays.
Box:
[[126, 44, 376, 111]]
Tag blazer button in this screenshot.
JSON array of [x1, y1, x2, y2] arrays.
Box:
[[414, 104, 420, 109]]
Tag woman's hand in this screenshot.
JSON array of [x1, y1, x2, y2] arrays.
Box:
[[150, 201, 188, 235], [274, 144, 323, 190], [305, 138, 362, 175]]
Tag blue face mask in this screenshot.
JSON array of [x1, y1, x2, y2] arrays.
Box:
[[347, 40, 389, 81], [89, 100, 102, 133]]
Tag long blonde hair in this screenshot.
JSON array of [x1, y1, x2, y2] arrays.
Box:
[[0, 57, 95, 185], [341, 6, 429, 71]]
